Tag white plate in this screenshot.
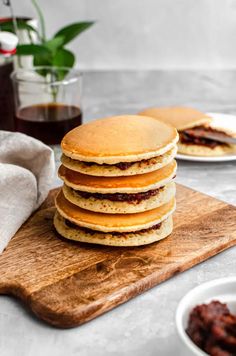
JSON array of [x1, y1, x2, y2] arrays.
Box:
[[176, 153, 236, 162], [176, 112, 236, 162], [176, 277, 236, 356]]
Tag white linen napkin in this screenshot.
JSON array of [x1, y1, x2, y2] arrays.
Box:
[[0, 131, 55, 253]]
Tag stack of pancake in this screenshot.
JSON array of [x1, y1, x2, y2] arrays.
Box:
[[54, 115, 178, 246]]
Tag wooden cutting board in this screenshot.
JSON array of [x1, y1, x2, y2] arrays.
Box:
[[0, 184, 236, 328]]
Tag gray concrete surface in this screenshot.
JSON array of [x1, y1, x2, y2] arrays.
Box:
[[1, 70, 236, 356]]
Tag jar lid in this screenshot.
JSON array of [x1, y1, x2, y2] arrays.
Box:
[[0, 31, 18, 55]]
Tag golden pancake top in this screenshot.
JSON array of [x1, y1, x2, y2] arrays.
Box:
[[138, 107, 212, 131], [61, 115, 178, 164], [55, 190, 175, 232], [58, 160, 177, 193]]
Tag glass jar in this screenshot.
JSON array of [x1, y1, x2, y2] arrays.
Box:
[[11, 66, 83, 144]]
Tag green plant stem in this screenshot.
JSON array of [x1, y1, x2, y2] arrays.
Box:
[[45, 72, 59, 104], [31, 0, 46, 42], [7, 0, 18, 35], [51, 86, 58, 103], [27, 29, 34, 44]]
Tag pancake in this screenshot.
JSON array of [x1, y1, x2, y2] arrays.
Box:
[[55, 189, 175, 232], [62, 181, 176, 214], [177, 141, 235, 156], [178, 125, 236, 156], [139, 107, 236, 156], [61, 115, 178, 165], [138, 107, 212, 131], [60, 145, 177, 177], [56, 114, 177, 246], [58, 160, 177, 194], [54, 211, 173, 247]]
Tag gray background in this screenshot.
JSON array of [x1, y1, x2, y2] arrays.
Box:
[[2, 0, 236, 69]]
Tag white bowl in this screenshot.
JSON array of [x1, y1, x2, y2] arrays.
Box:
[[175, 277, 236, 356]]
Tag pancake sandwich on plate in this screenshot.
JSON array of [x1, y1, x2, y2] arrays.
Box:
[[139, 107, 236, 156], [54, 115, 178, 247]]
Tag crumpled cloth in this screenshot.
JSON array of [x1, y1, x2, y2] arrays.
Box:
[[0, 131, 55, 253]]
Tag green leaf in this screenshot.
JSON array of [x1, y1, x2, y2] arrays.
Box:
[[0, 19, 40, 40], [32, 48, 75, 79], [44, 36, 64, 55], [33, 48, 53, 77], [52, 48, 75, 68], [51, 49, 75, 80], [54, 22, 94, 45], [33, 52, 52, 66], [17, 44, 51, 56], [33, 53, 53, 77]]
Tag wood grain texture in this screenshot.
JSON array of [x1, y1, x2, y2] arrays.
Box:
[[0, 184, 235, 328]]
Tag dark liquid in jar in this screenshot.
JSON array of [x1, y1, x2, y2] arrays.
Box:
[[15, 103, 82, 144], [0, 61, 15, 131]]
